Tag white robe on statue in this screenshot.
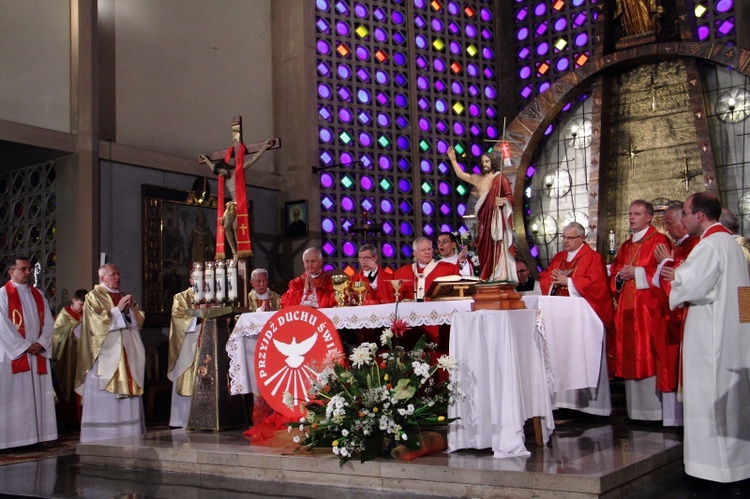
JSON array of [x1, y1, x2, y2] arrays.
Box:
[[0, 283, 57, 449], [79, 304, 145, 443], [669, 226, 750, 483]]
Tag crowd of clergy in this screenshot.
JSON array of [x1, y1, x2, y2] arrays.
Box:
[[1, 192, 749, 488]]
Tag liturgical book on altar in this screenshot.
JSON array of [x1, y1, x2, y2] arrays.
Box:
[[427, 275, 481, 301]]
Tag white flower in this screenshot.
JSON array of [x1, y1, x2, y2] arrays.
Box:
[[332, 446, 340, 456], [412, 361, 430, 378], [401, 433, 408, 441], [282, 390, 295, 409], [341, 429, 349, 437], [380, 328, 394, 345], [293, 435, 301, 443], [437, 355, 457, 371], [407, 404, 415, 415], [299, 424, 305, 431], [349, 344, 374, 368]]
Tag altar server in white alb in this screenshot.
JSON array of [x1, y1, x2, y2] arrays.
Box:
[[0, 256, 57, 449], [76, 263, 146, 443], [168, 282, 201, 428], [662, 192, 750, 484]]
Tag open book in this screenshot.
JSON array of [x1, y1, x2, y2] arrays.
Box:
[[426, 275, 481, 301]]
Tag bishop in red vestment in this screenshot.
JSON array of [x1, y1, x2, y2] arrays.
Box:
[[539, 223, 615, 334], [350, 244, 393, 305], [281, 248, 336, 309]]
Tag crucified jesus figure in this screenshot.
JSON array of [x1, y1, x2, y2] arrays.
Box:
[[199, 138, 275, 201]]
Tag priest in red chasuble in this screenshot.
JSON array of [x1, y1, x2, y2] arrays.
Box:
[[281, 247, 336, 309], [610, 199, 672, 422], [539, 222, 615, 334], [350, 243, 393, 305], [650, 204, 699, 426], [393, 237, 459, 302]]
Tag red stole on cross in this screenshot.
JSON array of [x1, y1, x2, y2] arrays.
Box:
[[4, 281, 47, 374], [216, 142, 253, 259]]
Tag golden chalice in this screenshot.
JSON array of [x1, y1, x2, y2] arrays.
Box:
[[351, 280, 367, 306], [389, 279, 404, 303], [331, 273, 351, 308]]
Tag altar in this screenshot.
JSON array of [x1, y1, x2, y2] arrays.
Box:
[[225, 296, 607, 458]]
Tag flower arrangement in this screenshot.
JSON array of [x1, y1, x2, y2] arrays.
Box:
[[284, 321, 463, 465]]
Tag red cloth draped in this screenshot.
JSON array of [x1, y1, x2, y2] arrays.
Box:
[[4, 281, 47, 375], [539, 243, 616, 336], [609, 226, 671, 380], [218, 142, 253, 259], [475, 173, 514, 281], [280, 273, 337, 309]]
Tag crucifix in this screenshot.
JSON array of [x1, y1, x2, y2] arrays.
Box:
[[199, 116, 281, 308]]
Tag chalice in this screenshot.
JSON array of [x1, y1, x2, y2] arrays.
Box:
[[389, 279, 404, 303], [351, 280, 367, 306], [331, 274, 351, 308]]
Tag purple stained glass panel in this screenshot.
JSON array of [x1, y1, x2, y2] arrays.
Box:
[[319, 127, 333, 143], [416, 34, 428, 49], [436, 140, 449, 154], [400, 221, 414, 236], [377, 113, 390, 126], [447, 1, 459, 15], [481, 28, 492, 40], [359, 132, 373, 147], [575, 32, 588, 47], [516, 7, 528, 22], [440, 202, 451, 216], [434, 58, 446, 72], [382, 243, 395, 258], [467, 63, 478, 77], [356, 46, 370, 60], [396, 136, 410, 150], [480, 7, 491, 21], [338, 86, 352, 101], [317, 40, 331, 55], [356, 67, 369, 81], [422, 201, 434, 216], [434, 79, 446, 92], [554, 17, 567, 32], [517, 27, 529, 41], [486, 106, 496, 118], [438, 181, 450, 196], [399, 200, 413, 215], [339, 108, 353, 122], [316, 0, 329, 11], [379, 156, 392, 170], [420, 159, 433, 173], [322, 217, 335, 234], [341, 196, 355, 212], [398, 179, 412, 193], [423, 223, 435, 237], [470, 143, 481, 156], [374, 27, 388, 43], [451, 81, 463, 94], [341, 152, 354, 165], [440, 224, 452, 233], [414, 0, 426, 8], [335, 0, 348, 14], [416, 56, 428, 69], [393, 31, 406, 44], [418, 97, 430, 110], [697, 25, 710, 40], [718, 20, 734, 35], [394, 72, 407, 86], [483, 66, 494, 79], [383, 221, 394, 234], [321, 195, 334, 210], [468, 84, 479, 96], [448, 21, 459, 35], [544, 123, 554, 135], [534, 2, 546, 16], [431, 18, 444, 32], [574, 13, 586, 27], [396, 115, 409, 128], [435, 99, 448, 113], [436, 120, 448, 133], [419, 117, 431, 131], [317, 18, 330, 33], [468, 103, 481, 117], [518, 46, 530, 59], [456, 203, 466, 216], [401, 244, 413, 258], [415, 15, 426, 29], [376, 92, 389, 105], [482, 47, 494, 60], [484, 85, 496, 99], [381, 199, 394, 213], [357, 89, 371, 103], [449, 41, 461, 54], [556, 57, 569, 71], [343, 241, 357, 257], [539, 81, 550, 93], [417, 76, 430, 90], [358, 110, 371, 124], [536, 42, 549, 56], [360, 175, 374, 190], [322, 241, 336, 256], [319, 106, 332, 120], [530, 246, 539, 258], [318, 83, 332, 99], [716, 0, 733, 13], [320, 173, 334, 189], [374, 7, 386, 21], [361, 198, 374, 211], [354, 3, 368, 18], [337, 64, 352, 79], [521, 85, 533, 98], [470, 124, 481, 136], [453, 122, 465, 135], [486, 125, 498, 138], [320, 151, 333, 165], [395, 94, 408, 108], [536, 21, 548, 36], [465, 24, 477, 38], [375, 70, 388, 85], [392, 11, 405, 24], [336, 21, 350, 36]]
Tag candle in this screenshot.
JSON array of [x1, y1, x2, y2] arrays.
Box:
[[204, 261, 215, 304], [191, 262, 204, 306], [215, 260, 226, 303], [609, 230, 616, 253], [227, 259, 238, 303]]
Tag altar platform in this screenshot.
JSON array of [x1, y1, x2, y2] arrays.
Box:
[[73, 415, 684, 498]]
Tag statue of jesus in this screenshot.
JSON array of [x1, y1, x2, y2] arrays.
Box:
[[199, 138, 275, 202], [448, 147, 517, 283]]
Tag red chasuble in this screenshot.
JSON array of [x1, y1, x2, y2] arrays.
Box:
[[475, 173, 514, 281], [392, 260, 459, 302], [609, 226, 672, 380], [539, 243, 615, 336], [350, 267, 394, 305], [652, 234, 699, 391], [280, 273, 336, 309]]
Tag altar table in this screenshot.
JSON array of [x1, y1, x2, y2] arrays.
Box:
[[226, 301, 472, 395]]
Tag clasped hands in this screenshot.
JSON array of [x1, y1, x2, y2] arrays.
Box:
[[550, 269, 568, 286], [304, 274, 317, 295], [26, 342, 44, 355], [117, 294, 133, 314]]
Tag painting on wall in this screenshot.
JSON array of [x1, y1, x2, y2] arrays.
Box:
[[142, 183, 219, 326], [284, 200, 308, 238]]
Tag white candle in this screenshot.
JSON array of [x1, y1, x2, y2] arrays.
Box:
[[204, 261, 215, 303], [215, 260, 226, 303], [227, 260, 238, 302], [191, 263, 204, 305], [609, 230, 616, 253]]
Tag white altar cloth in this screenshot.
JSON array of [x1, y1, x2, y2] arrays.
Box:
[[226, 301, 472, 395], [447, 309, 555, 458]]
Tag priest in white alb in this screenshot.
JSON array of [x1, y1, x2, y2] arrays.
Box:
[[168, 282, 201, 428], [76, 263, 146, 443], [0, 256, 57, 449], [662, 193, 750, 485]]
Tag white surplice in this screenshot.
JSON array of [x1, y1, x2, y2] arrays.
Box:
[[169, 317, 198, 428], [0, 283, 57, 449], [669, 227, 750, 482]]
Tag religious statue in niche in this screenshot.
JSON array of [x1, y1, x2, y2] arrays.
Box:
[[614, 0, 665, 37], [447, 147, 518, 283]]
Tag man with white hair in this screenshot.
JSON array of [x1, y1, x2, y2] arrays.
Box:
[[248, 268, 281, 312], [76, 263, 145, 443], [393, 237, 458, 302], [281, 248, 335, 308]]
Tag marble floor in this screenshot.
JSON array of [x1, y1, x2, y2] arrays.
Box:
[[1, 415, 723, 499]]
